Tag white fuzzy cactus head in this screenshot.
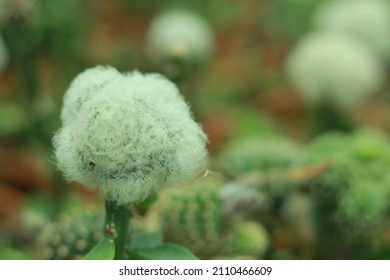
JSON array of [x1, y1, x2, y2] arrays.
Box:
[[313, 0, 390, 61], [286, 33, 384, 110], [53, 66, 208, 205], [146, 9, 214, 62], [60, 66, 121, 126]]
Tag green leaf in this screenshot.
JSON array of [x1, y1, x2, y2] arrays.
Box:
[[130, 231, 163, 250], [0, 245, 33, 260], [130, 243, 198, 260], [83, 237, 115, 260]]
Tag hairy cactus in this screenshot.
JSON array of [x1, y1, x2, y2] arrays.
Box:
[[146, 9, 214, 62], [53, 66, 208, 205], [286, 33, 384, 111], [313, 0, 390, 61]]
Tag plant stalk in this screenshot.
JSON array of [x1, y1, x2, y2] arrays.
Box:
[[104, 200, 131, 260], [312, 100, 353, 136]]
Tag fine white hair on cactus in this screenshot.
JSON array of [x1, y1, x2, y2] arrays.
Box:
[[53, 67, 208, 205], [313, 0, 390, 61], [0, 33, 8, 73], [146, 9, 214, 61], [60, 65, 121, 126], [285, 33, 384, 110]]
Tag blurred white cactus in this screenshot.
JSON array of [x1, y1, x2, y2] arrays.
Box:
[[313, 0, 390, 61], [146, 10, 214, 62], [286, 33, 384, 110]]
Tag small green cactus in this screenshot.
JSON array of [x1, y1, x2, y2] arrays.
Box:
[[216, 137, 304, 177], [152, 177, 270, 259], [337, 181, 387, 236], [307, 132, 358, 197], [306, 129, 390, 240], [349, 129, 390, 164], [221, 221, 269, 258], [307, 129, 390, 197], [153, 177, 225, 258], [38, 209, 104, 260]]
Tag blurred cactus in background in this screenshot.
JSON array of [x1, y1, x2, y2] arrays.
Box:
[[150, 177, 270, 259], [263, 0, 326, 41], [285, 33, 384, 134], [217, 221, 269, 259], [37, 207, 104, 260], [215, 136, 305, 177], [286, 33, 384, 112], [151, 177, 226, 259], [146, 9, 214, 63], [145, 9, 214, 82], [313, 0, 390, 62]]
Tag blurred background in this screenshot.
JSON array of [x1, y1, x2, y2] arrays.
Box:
[[2, 0, 390, 260]]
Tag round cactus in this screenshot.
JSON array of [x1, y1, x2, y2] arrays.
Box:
[[349, 129, 390, 164], [286, 33, 384, 111], [146, 9, 214, 62], [307, 132, 356, 197], [53, 66, 208, 205], [307, 129, 390, 238], [337, 181, 387, 236], [37, 209, 104, 260], [220, 221, 269, 258], [313, 0, 390, 61], [60, 66, 122, 126], [153, 177, 225, 258], [153, 176, 271, 259], [216, 137, 304, 177]]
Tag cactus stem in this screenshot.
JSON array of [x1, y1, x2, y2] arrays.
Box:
[[104, 200, 131, 260]]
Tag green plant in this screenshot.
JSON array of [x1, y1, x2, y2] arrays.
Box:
[[151, 177, 270, 259], [52, 66, 208, 259]]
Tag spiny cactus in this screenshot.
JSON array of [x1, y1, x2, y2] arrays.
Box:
[[220, 221, 269, 258], [215, 137, 305, 177], [349, 129, 390, 164], [153, 177, 225, 258], [306, 129, 390, 239], [152, 177, 270, 259], [336, 181, 388, 237], [307, 132, 357, 197], [304, 130, 390, 204], [37, 208, 104, 260]]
